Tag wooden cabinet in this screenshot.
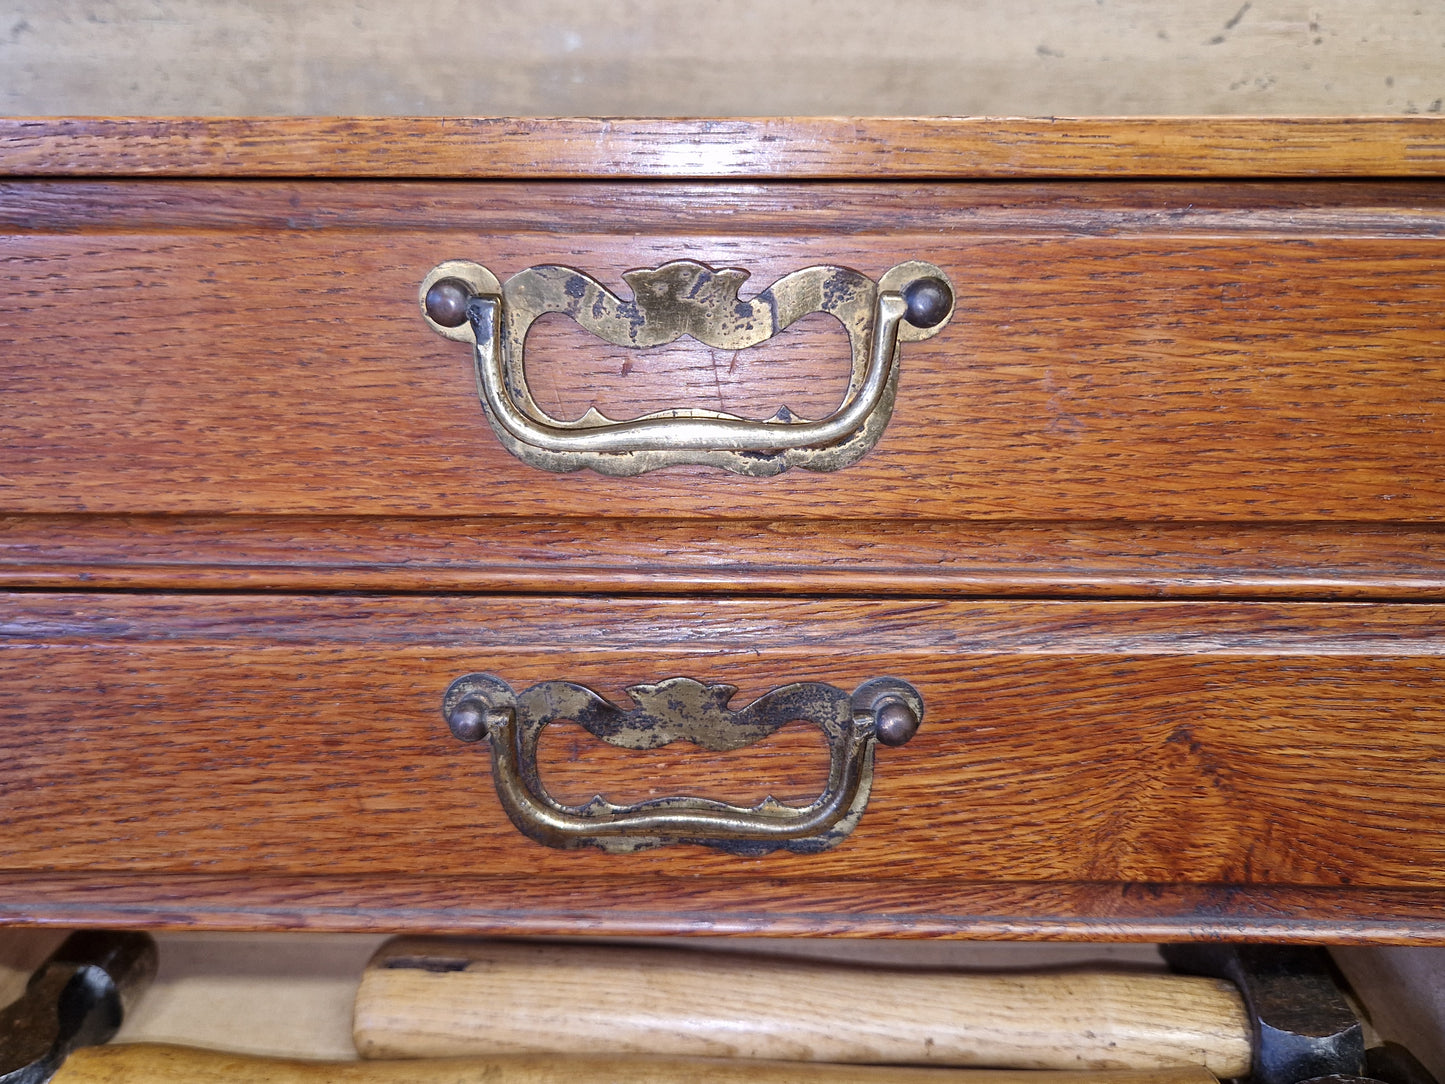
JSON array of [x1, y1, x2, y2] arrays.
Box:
[[2, 118, 1444, 941]]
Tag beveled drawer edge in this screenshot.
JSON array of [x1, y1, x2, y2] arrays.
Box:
[[7, 179, 1445, 234], [4, 515, 1445, 601], [5, 591, 1445, 653], [2, 872, 1444, 944]]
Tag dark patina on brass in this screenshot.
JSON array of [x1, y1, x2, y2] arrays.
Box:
[[419, 258, 954, 476], [442, 674, 923, 855], [423, 278, 473, 328], [901, 276, 954, 329]]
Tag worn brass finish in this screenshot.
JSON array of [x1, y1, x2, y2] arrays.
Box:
[[441, 674, 923, 854], [419, 259, 953, 476]]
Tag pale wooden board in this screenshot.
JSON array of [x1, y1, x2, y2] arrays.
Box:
[[1, 0, 1443, 116], [58, 1045, 1224, 1084], [354, 940, 1246, 1072], [114, 936, 1167, 1060], [1, 930, 1162, 1061]]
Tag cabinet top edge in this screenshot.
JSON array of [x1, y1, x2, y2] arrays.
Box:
[[3, 116, 1445, 179]]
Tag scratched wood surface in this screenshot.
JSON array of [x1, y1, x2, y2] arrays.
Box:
[[2, 179, 1444, 603], [2, 593, 1444, 938], [4, 1, 1444, 118], [2, 118, 1445, 177]]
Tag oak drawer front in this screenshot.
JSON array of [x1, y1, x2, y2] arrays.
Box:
[[1, 182, 1442, 520], [5, 180, 1445, 597], [3, 592, 1444, 939]]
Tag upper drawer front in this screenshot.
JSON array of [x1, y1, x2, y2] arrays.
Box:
[[3, 180, 1443, 522]]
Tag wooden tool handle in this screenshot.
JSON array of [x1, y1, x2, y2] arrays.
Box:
[[353, 940, 1254, 1076], [54, 1043, 1223, 1084]]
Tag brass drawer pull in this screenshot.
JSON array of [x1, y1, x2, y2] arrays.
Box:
[[442, 674, 922, 854], [420, 259, 953, 476]]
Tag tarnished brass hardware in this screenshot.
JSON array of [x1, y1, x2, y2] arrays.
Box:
[[441, 673, 923, 855], [419, 259, 954, 476], [901, 276, 954, 329], [874, 698, 922, 747], [423, 278, 473, 328]]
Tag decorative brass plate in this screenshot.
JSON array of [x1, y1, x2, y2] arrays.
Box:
[[441, 674, 923, 855], [419, 259, 954, 476]]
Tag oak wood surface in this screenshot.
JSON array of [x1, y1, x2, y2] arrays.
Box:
[[2, 118, 1445, 178], [6, 872, 1445, 942], [2, 593, 1444, 938], [4, 515, 1445, 600], [2, 180, 1443, 571], [6, 178, 1445, 231], [4, 124, 1444, 946], [353, 939, 1251, 1072]]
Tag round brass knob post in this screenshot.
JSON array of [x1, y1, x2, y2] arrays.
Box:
[[424, 278, 474, 328], [902, 276, 953, 329], [874, 697, 921, 747], [446, 699, 491, 743]]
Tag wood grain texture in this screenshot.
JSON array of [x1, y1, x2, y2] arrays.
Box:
[[4, 873, 1445, 943], [2, 181, 1443, 536], [94, 933, 1164, 1063], [5, 0, 1444, 118], [4, 515, 1445, 599], [4, 123, 1444, 949], [353, 940, 1251, 1072], [2, 593, 1445, 937], [2, 118, 1445, 178], [53, 1044, 1225, 1084], [7, 178, 1445, 232]]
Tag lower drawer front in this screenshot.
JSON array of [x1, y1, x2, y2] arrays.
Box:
[[2, 593, 1444, 940]]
